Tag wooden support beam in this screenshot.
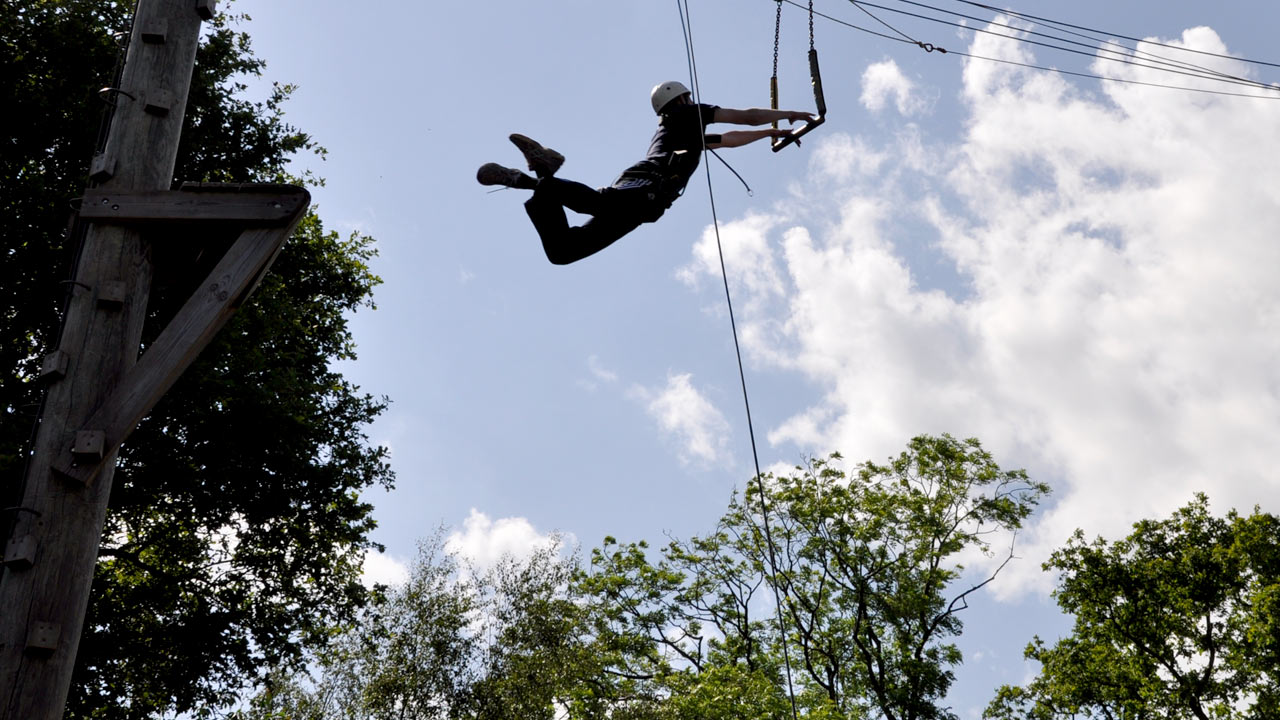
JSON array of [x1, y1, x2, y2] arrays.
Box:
[[52, 214, 305, 486], [0, 2, 216, 718], [79, 185, 307, 226]]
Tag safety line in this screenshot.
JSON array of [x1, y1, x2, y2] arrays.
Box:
[[675, 3, 800, 719]]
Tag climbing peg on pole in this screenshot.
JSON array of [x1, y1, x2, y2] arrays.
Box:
[[25, 622, 61, 656], [195, 0, 218, 21], [97, 281, 127, 308], [71, 431, 106, 461], [90, 152, 117, 182], [3, 536, 36, 571], [40, 352, 69, 382], [141, 20, 168, 44]]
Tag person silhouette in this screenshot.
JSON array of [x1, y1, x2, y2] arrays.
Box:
[[478, 81, 813, 265]]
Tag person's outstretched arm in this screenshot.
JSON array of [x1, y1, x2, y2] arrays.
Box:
[[706, 128, 792, 149], [714, 107, 814, 126]]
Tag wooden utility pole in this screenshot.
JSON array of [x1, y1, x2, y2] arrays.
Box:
[[0, 1, 307, 717]]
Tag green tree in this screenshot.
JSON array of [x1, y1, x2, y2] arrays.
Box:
[[468, 540, 601, 720], [747, 435, 1048, 720], [2, 2, 392, 717], [576, 434, 1048, 720], [986, 494, 1280, 720], [237, 534, 592, 720], [239, 436, 1045, 720]]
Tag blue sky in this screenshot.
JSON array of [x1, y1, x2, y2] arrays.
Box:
[[234, 0, 1280, 715]]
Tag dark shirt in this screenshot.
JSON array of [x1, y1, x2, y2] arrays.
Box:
[[613, 103, 721, 202]]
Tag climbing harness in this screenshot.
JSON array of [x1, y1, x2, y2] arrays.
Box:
[[771, 0, 827, 152]]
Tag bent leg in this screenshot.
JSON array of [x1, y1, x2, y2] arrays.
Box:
[[523, 178, 600, 247], [524, 180, 643, 265], [530, 177, 608, 215], [542, 215, 643, 265]]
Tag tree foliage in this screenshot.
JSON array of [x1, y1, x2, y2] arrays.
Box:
[[986, 494, 1280, 720], [247, 436, 1045, 720], [579, 434, 1048, 720], [2, 2, 392, 717], [238, 534, 587, 720]]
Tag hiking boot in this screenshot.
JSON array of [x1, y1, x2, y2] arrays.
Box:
[[509, 133, 565, 178], [476, 163, 536, 189]]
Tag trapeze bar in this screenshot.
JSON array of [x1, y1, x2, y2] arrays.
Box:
[[772, 48, 827, 153]]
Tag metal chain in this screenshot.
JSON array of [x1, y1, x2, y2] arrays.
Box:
[[809, 0, 815, 51], [773, 0, 783, 79]]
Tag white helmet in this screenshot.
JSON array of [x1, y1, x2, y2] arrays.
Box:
[[650, 80, 691, 114]]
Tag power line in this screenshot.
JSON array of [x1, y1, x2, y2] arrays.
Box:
[[775, 0, 1280, 101], [886, 0, 1275, 91], [850, 0, 1280, 93], [947, 48, 1280, 100], [952, 0, 1280, 70], [848, 0, 919, 45]]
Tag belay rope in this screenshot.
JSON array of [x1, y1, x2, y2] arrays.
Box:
[[675, 3, 800, 720]]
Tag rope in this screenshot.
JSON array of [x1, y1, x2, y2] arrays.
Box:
[[675, 3, 800, 719]]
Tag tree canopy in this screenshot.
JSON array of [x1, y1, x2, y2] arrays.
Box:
[[2, 2, 393, 717], [242, 435, 1048, 720], [986, 494, 1280, 720]]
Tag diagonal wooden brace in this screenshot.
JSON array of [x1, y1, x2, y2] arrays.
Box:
[[52, 213, 304, 485]]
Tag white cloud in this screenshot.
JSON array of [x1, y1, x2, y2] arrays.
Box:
[[631, 373, 732, 467], [579, 354, 622, 392], [445, 509, 561, 570], [588, 354, 618, 383], [684, 29, 1280, 597], [361, 550, 411, 588], [811, 133, 890, 184], [679, 211, 786, 304], [861, 59, 931, 116]]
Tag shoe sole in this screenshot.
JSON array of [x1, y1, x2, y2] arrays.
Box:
[[509, 134, 564, 176], [476, 163, 523, 187]]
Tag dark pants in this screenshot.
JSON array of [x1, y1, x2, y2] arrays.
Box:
[[524, 177, 664, 265]]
